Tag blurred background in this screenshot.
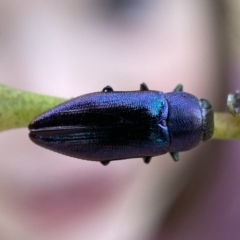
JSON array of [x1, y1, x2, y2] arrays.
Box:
[[0, 0, 239, 239]]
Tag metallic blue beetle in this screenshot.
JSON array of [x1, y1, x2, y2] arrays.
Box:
[[28, 83, 214, 165]]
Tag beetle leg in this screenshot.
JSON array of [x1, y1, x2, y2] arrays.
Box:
[[143, 156, 152, 164], [102, 86, 114, 92], [101, 161, 110, 166], [173, 84, 183, 92], [170, 152, 179, 161], [140, 82, 149, 91]]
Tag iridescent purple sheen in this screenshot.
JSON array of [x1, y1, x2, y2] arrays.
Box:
[[28, 89, 214, 162], [29, 91, 170, 161], [165, 92, 202, 152]]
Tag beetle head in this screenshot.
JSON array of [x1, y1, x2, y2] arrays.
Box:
[[199, 99, 214, 141]]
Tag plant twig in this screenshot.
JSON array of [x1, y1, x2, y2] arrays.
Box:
[[213, 112, 240, 139], [0, 83, 240, 140], [0, 84, 65, 132]]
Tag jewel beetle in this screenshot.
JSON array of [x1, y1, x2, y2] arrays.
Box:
[[28, 83, 214, 165]]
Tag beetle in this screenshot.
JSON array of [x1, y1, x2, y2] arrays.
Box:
[[28, 83, 214, 165]]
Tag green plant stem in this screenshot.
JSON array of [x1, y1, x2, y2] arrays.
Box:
[[0, 84, 65, 132], [0, 84, 240, 139]]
